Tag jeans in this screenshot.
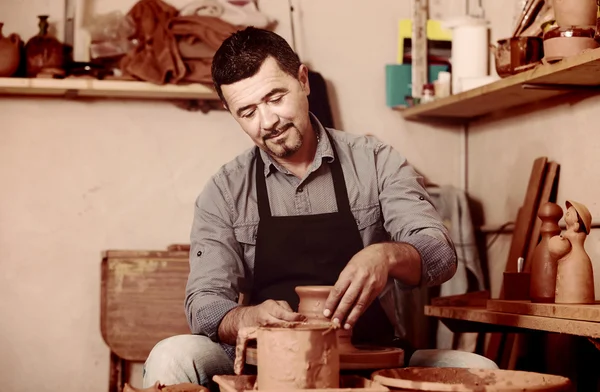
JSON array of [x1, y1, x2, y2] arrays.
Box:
[[143, 335, 233, 391]]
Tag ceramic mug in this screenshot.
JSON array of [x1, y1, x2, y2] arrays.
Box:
[[234, 322, 340, 390]]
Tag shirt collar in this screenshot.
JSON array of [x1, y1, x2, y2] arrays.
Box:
[[259, 112, 335, 177]]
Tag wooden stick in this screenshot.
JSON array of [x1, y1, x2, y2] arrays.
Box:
[[411, 0, 428, 98]]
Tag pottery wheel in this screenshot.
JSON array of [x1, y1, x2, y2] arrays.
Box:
[[245, 344, 404, 370]]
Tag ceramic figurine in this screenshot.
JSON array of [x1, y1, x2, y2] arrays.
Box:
[[549, 200, 595, 304], [530, 202, 563, 303]]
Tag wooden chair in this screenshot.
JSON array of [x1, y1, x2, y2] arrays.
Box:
[[100, 245, 192, 392]]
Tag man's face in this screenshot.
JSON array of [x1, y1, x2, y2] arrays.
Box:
[[221, 57, 311, 159]]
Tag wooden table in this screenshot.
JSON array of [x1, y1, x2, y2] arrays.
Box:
[[425, 300, 600, 341]]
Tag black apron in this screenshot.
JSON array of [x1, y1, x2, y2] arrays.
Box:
[[249, 130, 395, 346]]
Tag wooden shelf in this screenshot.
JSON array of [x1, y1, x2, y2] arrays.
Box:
[[0, 77, 219, 100], [398, 47, 600, 123], [425, 305, 600, 339]]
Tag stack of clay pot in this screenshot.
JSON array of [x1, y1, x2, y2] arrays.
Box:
[[543, 0, 599, 62]]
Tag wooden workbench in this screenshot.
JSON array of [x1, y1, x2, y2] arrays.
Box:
[[425, 301, 600, 339]]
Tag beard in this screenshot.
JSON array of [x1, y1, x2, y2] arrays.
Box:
[[263, 123, 303, 158]]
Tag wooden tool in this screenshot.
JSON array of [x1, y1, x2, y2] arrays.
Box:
[[411, 0, 428, 98]]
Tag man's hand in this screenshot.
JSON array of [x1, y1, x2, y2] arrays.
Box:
[[218, 299, 306, 345], [323, 244, 389, 330], [248, 299, 307, 326]]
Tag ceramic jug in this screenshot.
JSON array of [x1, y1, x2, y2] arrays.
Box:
[[0, 23, 21, 77]]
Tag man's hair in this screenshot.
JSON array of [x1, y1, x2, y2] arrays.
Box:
[[211, 27, 302, 105]]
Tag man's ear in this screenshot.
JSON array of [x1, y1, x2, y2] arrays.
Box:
[[298, 64, 310, 95]]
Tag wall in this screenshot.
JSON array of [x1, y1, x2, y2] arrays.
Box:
[[0, 1, 462, 391]]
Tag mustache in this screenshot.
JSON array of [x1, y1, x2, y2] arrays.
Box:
[[263, 123, 294, 140]]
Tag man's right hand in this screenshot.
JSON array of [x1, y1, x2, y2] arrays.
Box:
[[217, 299, 306, 345]]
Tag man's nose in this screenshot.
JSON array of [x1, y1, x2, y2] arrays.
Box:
[[259, 105, 278, 130]]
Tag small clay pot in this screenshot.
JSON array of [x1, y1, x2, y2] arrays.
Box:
[[492, 36, 543, 78], [0, 23, 21, 77], [295, 285, 356, 353], [235, 322, 340, 390], [553, 0, 598, 27]]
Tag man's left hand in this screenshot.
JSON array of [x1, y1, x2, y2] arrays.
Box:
[[323, 244, 389, 330]]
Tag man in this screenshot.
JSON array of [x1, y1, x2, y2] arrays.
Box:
[[143, 26, 457, 390]]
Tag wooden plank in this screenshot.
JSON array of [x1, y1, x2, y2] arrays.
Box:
[[505, 157, 548, 273], [0, 77, 218, 100], [487, 300, 600, 323], [425, 305, 600, 338], [100, 257, 191, 361], [411, 0, 428, 98], [524, 161, 560, 271], [430, 290, 490, 307], [486, 157, 548, 367], [400, 47, 600, 121]]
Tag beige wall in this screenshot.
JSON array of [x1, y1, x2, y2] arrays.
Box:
[[0, 1, 462, 390]]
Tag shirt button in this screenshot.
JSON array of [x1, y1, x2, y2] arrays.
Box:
[[297, 187, 304, 193], [419, 195, 425, 200], [197, 250, 202, 257]]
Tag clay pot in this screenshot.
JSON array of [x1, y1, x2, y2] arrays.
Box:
[[553, 0, 598, 27], [234, 323, 339, 390], [543, 26, 599, 62], [0, 23, 21, 77], [24, 15, 64, 77], [295, 285, 356, 353], [491, 37, 543, 78]]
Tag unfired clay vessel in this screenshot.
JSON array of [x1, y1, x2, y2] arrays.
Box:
[[123, 381, 208, 392], [530, 202, 563, 303], [234, 322, 340, 390], [553, 0, 598, 27], [549, 200, 595, 304], [295, 285, 356, 353]]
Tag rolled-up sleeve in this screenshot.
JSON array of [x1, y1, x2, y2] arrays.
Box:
[[375, 143, 457, 287], [185, 175, 245, 341]]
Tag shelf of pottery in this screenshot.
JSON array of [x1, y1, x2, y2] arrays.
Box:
[[397, 0, 600, 123], [0, 14, 220, 100]]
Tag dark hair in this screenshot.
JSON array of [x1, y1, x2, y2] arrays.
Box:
[[211, 27, 302, 105]]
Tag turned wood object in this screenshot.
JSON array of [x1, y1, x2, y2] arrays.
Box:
[[550, 200, 595, 304], [530, 202, 563, 303]]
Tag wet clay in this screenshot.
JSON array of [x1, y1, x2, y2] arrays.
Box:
[[295, 286, 354, 352], [372, 367, 572, 391], [550, 200, 595, 304], [123, 381, 208, 392], [235, 322, 340, 390]]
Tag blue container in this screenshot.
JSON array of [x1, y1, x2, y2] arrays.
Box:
[[385, 64, 450, 107]]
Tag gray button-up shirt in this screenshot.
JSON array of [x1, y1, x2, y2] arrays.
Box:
[[185, 113, 457, 358]]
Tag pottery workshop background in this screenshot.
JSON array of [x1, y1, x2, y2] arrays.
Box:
[[1, 0, 600, 391]]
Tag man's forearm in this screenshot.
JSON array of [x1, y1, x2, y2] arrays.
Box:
[[218, 306, 254, 345], [376, 242, 422, 286]]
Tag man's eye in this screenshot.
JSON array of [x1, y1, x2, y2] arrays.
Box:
[[243, 110, 256, 118], [270, 96, 283, 103]]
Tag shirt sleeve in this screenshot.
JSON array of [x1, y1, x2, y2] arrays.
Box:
[[375, 143, 457, 287], [184, 175, 245, 341]]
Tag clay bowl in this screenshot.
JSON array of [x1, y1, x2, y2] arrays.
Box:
[[542, 26, 599, 63], [372, 368, 572, 391]]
